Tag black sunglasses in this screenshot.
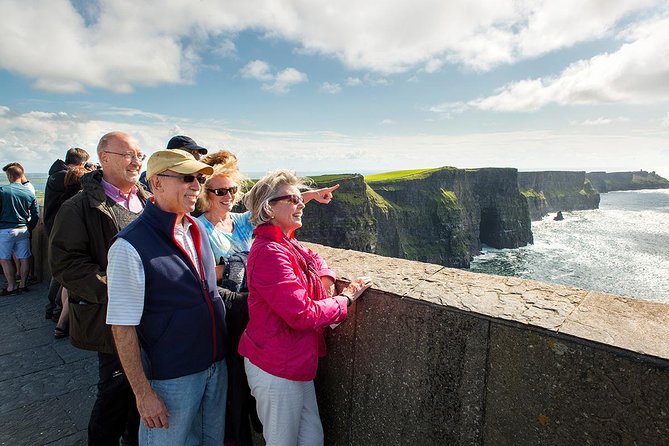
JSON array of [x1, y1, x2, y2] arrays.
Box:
[[269, 194, 304, 205], [157, 173, 206, 184], [208, 186, 238, 196]]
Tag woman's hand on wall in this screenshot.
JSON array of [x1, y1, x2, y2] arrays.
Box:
[[341, 276, 373, 303]]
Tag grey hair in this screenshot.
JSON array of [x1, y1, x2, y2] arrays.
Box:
[[244, 169, 310, 226]]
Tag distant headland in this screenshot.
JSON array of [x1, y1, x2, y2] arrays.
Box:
[[298, 168, 668, 268]]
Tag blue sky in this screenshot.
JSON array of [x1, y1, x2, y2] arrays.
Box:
[[1, 0, 668, 177]]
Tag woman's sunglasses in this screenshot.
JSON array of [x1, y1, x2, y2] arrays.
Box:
[[207, 186, 238, 197], [269, 194, 304, 205]]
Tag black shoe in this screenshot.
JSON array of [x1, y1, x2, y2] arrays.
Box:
[[0, 288, 20, 297]]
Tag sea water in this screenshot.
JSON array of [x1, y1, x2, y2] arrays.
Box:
[[470, 189, 669, 304]]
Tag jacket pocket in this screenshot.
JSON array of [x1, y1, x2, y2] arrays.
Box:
[[69, 302, 109, 350]]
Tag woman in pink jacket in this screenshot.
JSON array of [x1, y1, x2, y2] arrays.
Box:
[[239, 170, 371, 445]]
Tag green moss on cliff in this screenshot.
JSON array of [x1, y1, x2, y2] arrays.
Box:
[[579, 179, 598, 196], [439, 189, 460, 209], [520, 188, 545, 200], [366, 185, 391, 214], [331, 190, 367, 206]]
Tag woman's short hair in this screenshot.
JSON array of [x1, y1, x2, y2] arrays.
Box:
[[244, 170, 310, 226], [197, 165, 247, 213]]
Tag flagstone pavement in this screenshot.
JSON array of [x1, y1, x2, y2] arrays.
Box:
[[0, 281, 96, 446]]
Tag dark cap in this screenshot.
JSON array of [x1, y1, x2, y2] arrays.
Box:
[[166, 135, 208, 155]]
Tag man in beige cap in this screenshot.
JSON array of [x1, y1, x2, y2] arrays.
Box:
[[106, 150, 227, 445]]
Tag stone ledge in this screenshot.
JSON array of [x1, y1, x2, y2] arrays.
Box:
[[305, 242, 669, 361]]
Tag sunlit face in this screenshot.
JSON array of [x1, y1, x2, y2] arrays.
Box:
[[154, 169, 204, 215], [206, 175, 238, 214], [99, 134, 143, 190], [269, 184, 305, 236]]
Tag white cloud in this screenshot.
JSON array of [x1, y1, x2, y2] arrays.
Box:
[[363, 74, 390, 86], [431, 14, 669, 113], [380, 119, 395, 125], [424, 58, 444, 74], [3, 103, 668, 179], [345, 77, 362, 87], [240, 61, 307, 94], [262, 68, 308, 94], [1, 0, 662, 92], [240, 60, 273, 81], [320, 82, 342, 94], [573, 117, 630, 126], [214, 39, 237, 58], [661, 113, 669, 127]]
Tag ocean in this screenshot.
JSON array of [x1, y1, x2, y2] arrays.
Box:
[[23, 173, 668, 304], [470, 189, 669, 304]]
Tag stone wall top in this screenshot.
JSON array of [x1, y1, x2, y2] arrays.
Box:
[[305, 242, 669, 362]]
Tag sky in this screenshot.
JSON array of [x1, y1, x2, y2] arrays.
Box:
[[1, 0, 668, 178]]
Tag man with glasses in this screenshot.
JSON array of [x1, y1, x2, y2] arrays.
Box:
[[107, 150, 227, 445], [50, 131, 150, 446]]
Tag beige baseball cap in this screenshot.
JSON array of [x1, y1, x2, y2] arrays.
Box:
[[146, 149, 214, 180]]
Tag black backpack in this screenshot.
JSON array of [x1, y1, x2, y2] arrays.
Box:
[[220, 251, 249, 292]]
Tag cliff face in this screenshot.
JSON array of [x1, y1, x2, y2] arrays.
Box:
[[517, 171, 600, 221], [297, 174, 377, 253], [586, 170, 669, 192], [300, 168, 533, 268], [470, 168, 533, 248]]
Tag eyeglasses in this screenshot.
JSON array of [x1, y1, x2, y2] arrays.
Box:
[[103, 150, 147, 161], [208, 186, 238, 196], [269, 194, 304, 205], [156, 173, 207, 184]]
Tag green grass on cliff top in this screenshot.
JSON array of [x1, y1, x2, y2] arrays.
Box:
[[307, 173, 357, 183], [364, 168, 442, 183]]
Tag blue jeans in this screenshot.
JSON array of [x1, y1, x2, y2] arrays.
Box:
[[139, 360, 227, 446]]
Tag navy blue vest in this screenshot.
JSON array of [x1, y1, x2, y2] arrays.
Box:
[[116, 200, 226, 380]]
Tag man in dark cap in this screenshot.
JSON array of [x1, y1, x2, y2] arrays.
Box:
[[139, 135, 209, 190], [166, 135, 208, 160]]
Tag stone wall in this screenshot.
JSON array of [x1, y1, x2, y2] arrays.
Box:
[[309, 243, 669, 445]]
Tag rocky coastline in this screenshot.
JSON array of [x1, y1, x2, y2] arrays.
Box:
[[298, 168, 668, 268]]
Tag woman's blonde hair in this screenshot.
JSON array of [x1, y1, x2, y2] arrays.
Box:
[[243, 170, 310, 226], [202, 150, 238, 169], [197, 165, 248, 212]]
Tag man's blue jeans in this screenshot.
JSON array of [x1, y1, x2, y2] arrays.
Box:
[[139, 360, 227, 446]]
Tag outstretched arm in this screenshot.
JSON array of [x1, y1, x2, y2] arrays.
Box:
[[303, 184, 340, 204]]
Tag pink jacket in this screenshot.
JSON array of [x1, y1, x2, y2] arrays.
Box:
[[238, 224, 348, 381]]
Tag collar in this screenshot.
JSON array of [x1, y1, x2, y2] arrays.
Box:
[[253, 223, 295, 242], [101, 177, 138, 199], [142, 200, 198, 237]]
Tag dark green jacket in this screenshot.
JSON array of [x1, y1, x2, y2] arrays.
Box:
[[49, 169, 150, 353]]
